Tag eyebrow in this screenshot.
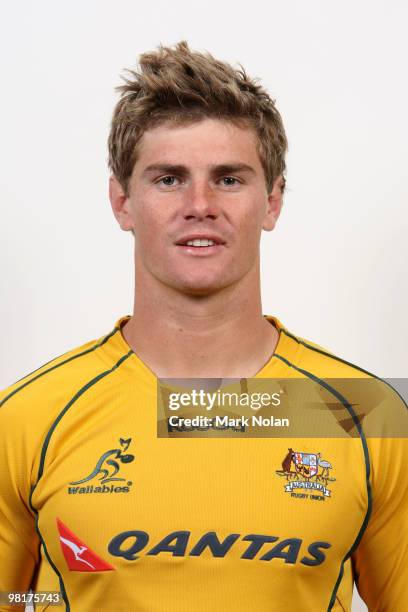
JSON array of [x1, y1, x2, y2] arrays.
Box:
[[141, 162, 256, 177]]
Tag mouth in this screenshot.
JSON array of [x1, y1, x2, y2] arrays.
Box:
[[174, 235, 226, 255]]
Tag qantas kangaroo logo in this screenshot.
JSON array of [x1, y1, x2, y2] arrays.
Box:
[[59, 536, 95, 569], [57, 518, 114, 572]]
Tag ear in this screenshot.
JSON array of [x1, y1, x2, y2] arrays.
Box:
[[262, 175, 284, 232], [109, 175, 134, 232]]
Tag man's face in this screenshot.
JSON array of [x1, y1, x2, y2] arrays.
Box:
[[110, 118, 282, 296]]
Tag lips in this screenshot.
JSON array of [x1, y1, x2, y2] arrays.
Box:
[[175, 234, 226, 246], [175, 242, 225, 256]]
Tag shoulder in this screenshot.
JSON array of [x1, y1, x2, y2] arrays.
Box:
[[268, 315, 377, 379], [290, 331, 373, 379], [0, 322, 122, 424], [268, 315, 407, 415], [0, 318, 131, 495]]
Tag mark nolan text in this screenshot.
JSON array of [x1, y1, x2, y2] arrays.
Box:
[[168, 415, 290, 428]]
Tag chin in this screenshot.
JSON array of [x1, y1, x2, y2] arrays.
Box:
[[173, 276, 236, 297], [179, 286, 220, 297], [154, 266, 241, 296]]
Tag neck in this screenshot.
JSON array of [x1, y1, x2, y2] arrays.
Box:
[[122, 260, 278, 378]]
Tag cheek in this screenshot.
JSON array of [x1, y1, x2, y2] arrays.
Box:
[[132, 200, 162, 245], [237, 207, 264, 242]]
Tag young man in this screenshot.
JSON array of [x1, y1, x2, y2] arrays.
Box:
[[0, 41, 407, 612]]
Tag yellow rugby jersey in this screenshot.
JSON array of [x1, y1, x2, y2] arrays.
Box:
[[0, 314, 407, 612]]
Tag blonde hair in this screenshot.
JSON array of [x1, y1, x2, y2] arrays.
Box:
[[108, 40, 288, 196]]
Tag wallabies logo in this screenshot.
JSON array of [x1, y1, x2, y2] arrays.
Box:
[[68, 438, 135, 495]]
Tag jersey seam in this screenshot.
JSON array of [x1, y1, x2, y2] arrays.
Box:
[[281, 328, 408, 410], [33, 349, 133, 486], [0, 326, 120, 409], [268, 328, 302, 375], [335, 595, 346, 612], [272, 353, 373, 612], [27, 348, 133, 612]]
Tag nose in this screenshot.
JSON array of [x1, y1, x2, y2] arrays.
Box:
[[182, 180, 219, 221]]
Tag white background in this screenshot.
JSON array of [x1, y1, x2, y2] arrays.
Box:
[[1, 1, 407, 610]]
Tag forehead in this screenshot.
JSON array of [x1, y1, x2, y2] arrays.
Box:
[[135, 118, 262, 170]]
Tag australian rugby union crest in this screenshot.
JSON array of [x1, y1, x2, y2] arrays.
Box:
[[275, 448, 336, 500]]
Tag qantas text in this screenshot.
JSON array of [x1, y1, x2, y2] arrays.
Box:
[[108, 530, 331, 565]]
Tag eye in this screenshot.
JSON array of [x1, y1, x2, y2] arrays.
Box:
[[156, 175, 179, 187], [220, 176, 241, 187]]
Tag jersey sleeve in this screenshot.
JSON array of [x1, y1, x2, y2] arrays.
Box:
[[0, 387, 40, 609], [352, 384, 408, 610]]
